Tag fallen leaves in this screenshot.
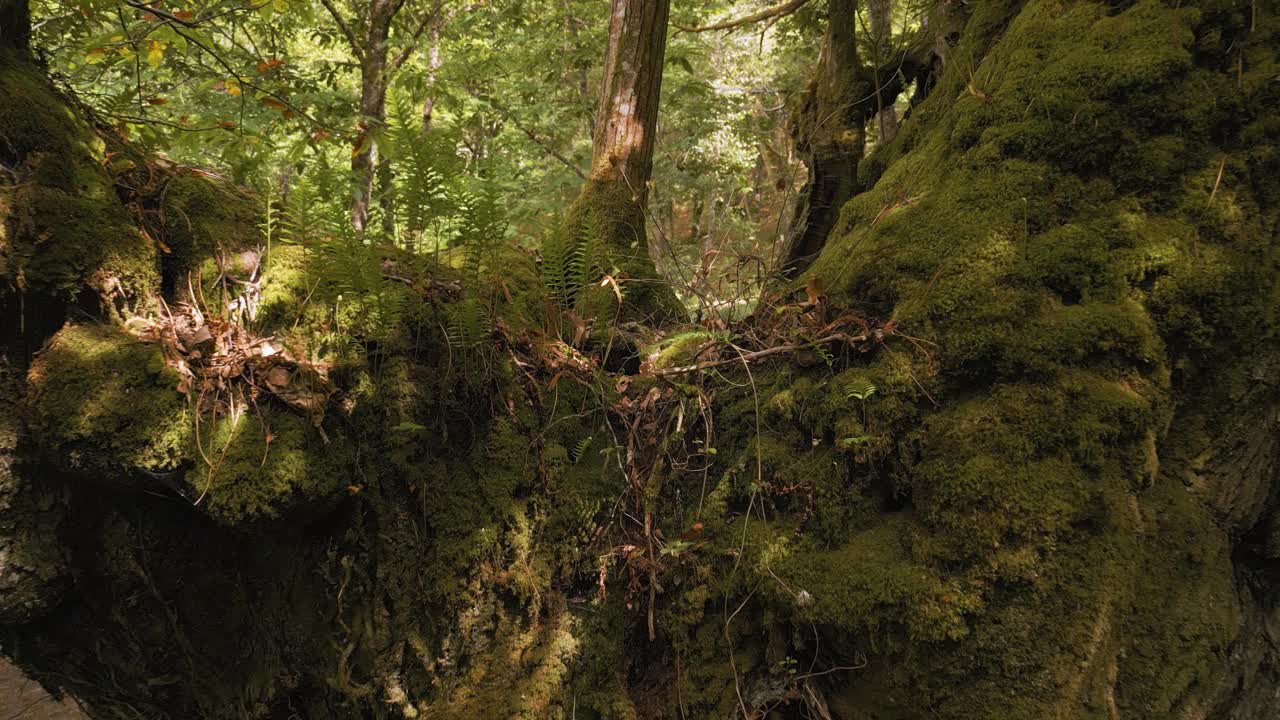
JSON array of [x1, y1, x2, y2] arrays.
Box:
[[127, 285, 338, 442]]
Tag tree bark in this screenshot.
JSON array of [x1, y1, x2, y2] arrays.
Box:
[[565, 0, 680, 322], [868, 0, 898, 144], [0, 0, 29, 53], [784, 0, 864, 275]]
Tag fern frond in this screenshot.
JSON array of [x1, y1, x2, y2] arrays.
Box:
[[845, 376, 877, 401], [569, 435, 594, 464], [446, 297, 489, 349]]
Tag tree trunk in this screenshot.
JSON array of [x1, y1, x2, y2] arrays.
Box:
[[590, 0, 668, 199], [351, 0, 394, 233], [784, 0, 864, 275], [421, 0, 443, 131], [563, 0, 679, 323], [868, 0, 898, 144], [0, 0, 27, 53]]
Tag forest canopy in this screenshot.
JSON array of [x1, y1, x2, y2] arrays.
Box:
[[29, 0, 895, 302]]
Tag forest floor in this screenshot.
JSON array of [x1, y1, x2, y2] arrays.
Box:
[[0, 659, 86, 720]]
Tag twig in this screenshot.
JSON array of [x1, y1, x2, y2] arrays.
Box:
[[676, 0, 813, 33], [1207, 156, 1226, 208], [649, 333, 867, 377]]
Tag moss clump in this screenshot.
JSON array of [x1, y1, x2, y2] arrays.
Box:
[[0, 60, 105, 194], [254, 243, 313, 330], [27, 324, 188, 481], [770, 517, 975, 642], [20, 185, 158, 301], [420, 603, 589, 719], [158, 174, 261, 280], [0, 61, 159, 303], [193, 410, 351, 525], [27, 324, 348, 523]]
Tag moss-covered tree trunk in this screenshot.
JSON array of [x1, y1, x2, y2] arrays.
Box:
[[785, 0, 866, 275], [0, 0, 26, 52], [1, 1, 1279, 719], [562, 0, 681, 324]]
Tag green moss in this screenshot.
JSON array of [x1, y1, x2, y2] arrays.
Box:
[[194, 410, 351, 525], [0, 61, 104, 193], [21, 185, 158, 300], [28, 324, 189, 479], [0, 60, 159, 302], [27, 324, 349, 523], [772, 0, 1276, 715], [769, 517, 969, 641], [159, 174, 261, 278], [1113, 480, 1237, 716], [255, 243, 312, 329], [6, 1, 1277, 717]]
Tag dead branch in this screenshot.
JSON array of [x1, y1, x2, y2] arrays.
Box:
[[648, 333, 868, 377], [675, 0, 813, 34]]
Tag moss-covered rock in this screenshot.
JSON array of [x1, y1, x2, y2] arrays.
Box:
[[26, 324, 350, 524], [27, 324, 189, 482]]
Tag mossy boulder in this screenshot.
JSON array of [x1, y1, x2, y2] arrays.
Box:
[[1, 0, 1278, 718], [767, 0, 1280, 716], [27, 324, 190, 481], [27, 324, 350, 524]]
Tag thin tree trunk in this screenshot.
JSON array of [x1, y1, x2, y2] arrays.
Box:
[[421, 0, 443, 131], [563, 0, 594, 137], [784, 0, 865, 275], [351, 0, 394, 233], [868, 0, 898, 143]]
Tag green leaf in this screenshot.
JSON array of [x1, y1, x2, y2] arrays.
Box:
[[146, 40, 165, 69]]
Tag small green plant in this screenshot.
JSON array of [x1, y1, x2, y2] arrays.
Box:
[[660, 539, 695, 557], [455, 181, 508, 280], [541, 229, 592, 309], [446, 297, 488, 349], [845, 377, 877, 402], [569, 435, 594, 465], [386, 102, 457, 252], [845, 376, 878, 440]]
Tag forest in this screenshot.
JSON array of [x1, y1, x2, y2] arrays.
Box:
[[0, 0, 1277, 718]]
